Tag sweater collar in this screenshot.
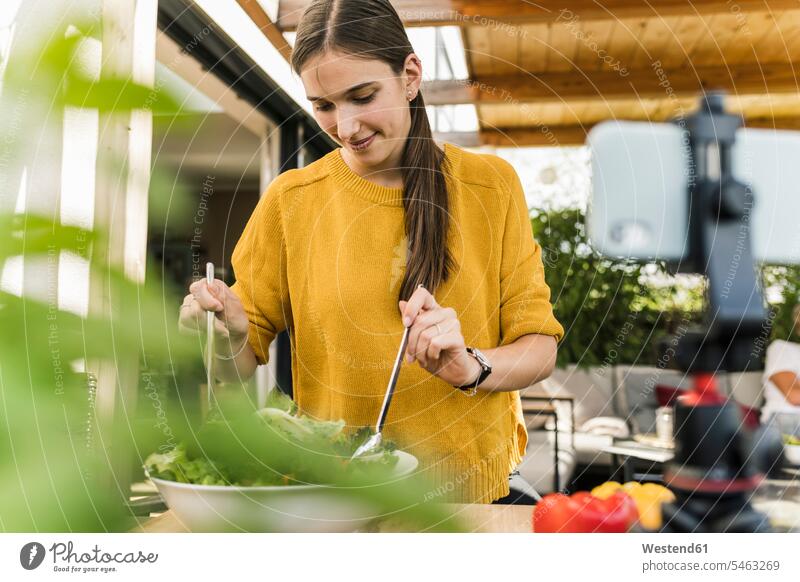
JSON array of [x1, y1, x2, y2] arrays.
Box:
[[326, 142, 460, 207]]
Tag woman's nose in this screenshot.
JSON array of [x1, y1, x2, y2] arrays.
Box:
[[337, 111, 360, 141]]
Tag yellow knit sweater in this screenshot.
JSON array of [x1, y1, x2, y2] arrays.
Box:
[[230, 142, 563, 503]]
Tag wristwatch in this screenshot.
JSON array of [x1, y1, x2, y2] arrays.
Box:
[[455, 347, 492, 395]]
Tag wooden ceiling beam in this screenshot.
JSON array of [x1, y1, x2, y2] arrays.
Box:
[[746, 116, 800, 130], [236, 0, 293, 61], [422, 62, 800, 106], [277, 0, 800, 31], [479, 126, 590, 147], [477, 116, 800, 147]]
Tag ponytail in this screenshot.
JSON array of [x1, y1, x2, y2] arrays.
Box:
[[399, 92, 454, 300]]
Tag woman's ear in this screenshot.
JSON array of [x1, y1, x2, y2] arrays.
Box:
[[403, 52, 423, 98]]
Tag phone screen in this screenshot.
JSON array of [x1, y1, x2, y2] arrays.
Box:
[[588, 121, 800, 265]]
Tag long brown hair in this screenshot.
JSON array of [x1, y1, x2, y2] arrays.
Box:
[[290, 0, 454, 301]]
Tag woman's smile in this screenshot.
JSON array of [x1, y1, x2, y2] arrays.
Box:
[[348, 132, 377, 153]]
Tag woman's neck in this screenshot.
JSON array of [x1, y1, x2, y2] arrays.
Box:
[[341, 148, 405, 189]]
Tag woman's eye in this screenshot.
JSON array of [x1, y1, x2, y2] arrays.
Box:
[[353, 94, 375, 104], [314, 93, 374, 111]]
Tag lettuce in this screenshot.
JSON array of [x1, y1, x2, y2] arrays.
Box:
[[144, 395, 398, 486], [144, 445, 228, 485]]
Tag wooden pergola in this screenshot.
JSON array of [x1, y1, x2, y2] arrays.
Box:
[[238, 0, 800, 146]]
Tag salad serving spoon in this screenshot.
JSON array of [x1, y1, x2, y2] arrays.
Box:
[[351, 325, 410, 459]]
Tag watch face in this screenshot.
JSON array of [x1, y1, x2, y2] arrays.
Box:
[[472, 348, 491, 371]]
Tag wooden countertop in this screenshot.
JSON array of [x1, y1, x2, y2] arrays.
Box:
[[133, 503, 535, 533]]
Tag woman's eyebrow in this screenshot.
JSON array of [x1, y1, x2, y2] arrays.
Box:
[[307, 82, 376, 101]]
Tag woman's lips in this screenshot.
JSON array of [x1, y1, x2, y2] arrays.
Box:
[[349, 133, 376, 152]]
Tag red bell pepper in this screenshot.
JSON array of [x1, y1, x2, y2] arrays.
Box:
[[531, 493, 584, 533], [533, 490, 639, 533]]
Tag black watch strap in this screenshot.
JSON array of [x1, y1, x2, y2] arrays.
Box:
[[455, 347, 492, 390]]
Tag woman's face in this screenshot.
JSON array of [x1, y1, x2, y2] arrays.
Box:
[[300, 50, 422, 175]]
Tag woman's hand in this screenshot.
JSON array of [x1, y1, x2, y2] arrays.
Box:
[[178, 279, 250, 353], [398, 285, 481, 387]]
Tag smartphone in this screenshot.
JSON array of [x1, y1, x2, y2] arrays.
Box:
[[587, 120, 800, 265]]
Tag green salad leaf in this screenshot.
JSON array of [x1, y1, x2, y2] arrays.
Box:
[[144, 392, 398, 487], [144, 446, 229, 485]]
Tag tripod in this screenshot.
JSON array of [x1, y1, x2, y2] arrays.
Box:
[[656, 94, 782, 533]]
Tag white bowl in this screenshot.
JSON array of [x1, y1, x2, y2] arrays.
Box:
[[150, 451, 418, 532], [785, 444, 800, 466]]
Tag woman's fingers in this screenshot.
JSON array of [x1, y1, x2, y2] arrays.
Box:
[[178, 300, 236, 338], [399, 292, 469, 380], [426, 331, 462, 368], [400, 285, 438, 327], [177, 310, 197, 334], [406, 308, 452, 364], [399, 286, 447, 365], [212, 316, 230, 338], [189, 280, 223, 311], [414, 318, 457, 367], [178, 293, 201, 332], [179, 280, 232, 335]]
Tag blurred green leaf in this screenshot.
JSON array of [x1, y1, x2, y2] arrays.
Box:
[[63, 76, 183, 115], [0, 18, 200, 532], [0, 215, 94, 269]]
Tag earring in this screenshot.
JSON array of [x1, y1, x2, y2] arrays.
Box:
[[407, 90, 414, 101]]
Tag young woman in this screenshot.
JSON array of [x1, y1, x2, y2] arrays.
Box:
[[179, 0, 563, 503]]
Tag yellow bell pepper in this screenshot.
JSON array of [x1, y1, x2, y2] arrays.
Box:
[[621, 482, 641, 494], [591, 481, 675, 530], [590, 481, 623, 499]]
